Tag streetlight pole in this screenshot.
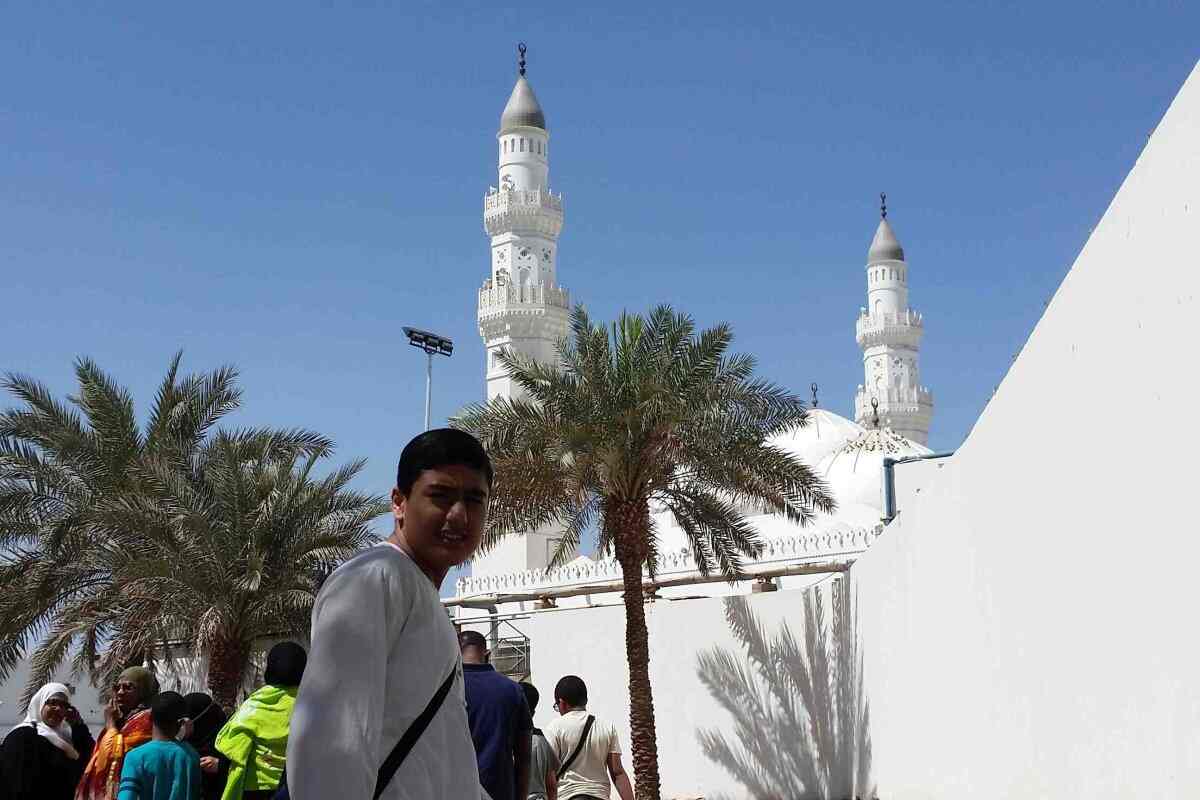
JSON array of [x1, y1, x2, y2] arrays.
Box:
[[424, 350, 433, 431], [403, 327, 454, 431]]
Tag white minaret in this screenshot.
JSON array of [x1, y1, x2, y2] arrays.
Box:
[[478, 44, 570, 403], [475, 45, 570, 576], [853, 194, 934, 444]]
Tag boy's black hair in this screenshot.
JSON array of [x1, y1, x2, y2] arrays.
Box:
[[396, 428, 493, 494], [520, 681, 539, 713], [553, 675, 587, 708], [151, 691, 188, 738]]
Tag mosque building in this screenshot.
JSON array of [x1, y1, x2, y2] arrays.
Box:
[[456, 47, 937, 602]]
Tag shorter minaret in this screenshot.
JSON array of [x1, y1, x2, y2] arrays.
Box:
[[853, 194, 934, 444]]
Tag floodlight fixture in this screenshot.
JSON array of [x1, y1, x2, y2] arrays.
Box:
[[403, 327, 454, 357], [403, 327, 454, 430]]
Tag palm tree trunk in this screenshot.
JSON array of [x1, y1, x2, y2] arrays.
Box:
[[207, 632, 249, 712], [612, 501, 662, 800]]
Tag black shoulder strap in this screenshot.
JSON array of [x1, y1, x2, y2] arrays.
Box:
[[372, 666, 457, 800], [556, 715, 595, 780]]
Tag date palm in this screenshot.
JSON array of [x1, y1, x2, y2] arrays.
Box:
[[0, 354, 387, 709], [453, 305, 835, 800]]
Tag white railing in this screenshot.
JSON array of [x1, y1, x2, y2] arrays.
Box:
[[854, 385, 933, 406], [484, 189, 564, 215], [454, 524, 883, 598], [478, 283, 570, 313], [856, 309, 922, 334]]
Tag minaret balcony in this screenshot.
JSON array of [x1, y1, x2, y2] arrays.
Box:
[[854, 385, 934, 441], [855, 385, 934, 411], [478, 281, 570, 318], [483, 189, 564, 237], [856, 309, 924, 349]]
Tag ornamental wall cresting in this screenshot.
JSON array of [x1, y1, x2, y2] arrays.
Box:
[[454, 523, 884, 597]]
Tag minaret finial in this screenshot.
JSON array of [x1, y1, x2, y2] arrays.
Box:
[[880, 192, 887, 220], [811, 382, 819, 408], [518, 42, 527, 77], [871, 397, 880, 428]]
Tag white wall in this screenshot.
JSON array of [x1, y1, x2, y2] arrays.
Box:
[[0, 660, 105, 729], [853, 61, 1200, 798], [504, 578, 860, 800]]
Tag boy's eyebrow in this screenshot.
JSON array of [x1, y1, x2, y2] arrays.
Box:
[[426, 481, 489, 497]]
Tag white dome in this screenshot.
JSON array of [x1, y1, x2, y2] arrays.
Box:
[[771, 409, 867, 469], [500, 76, 547, 131], [816, 426, 933, 511], [868, 217, 905, 263]]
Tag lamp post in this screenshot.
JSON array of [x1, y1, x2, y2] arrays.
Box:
[[402, 327, 454, 431]]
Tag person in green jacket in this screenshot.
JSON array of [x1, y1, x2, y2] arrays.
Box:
[[215, 642, 306, 800]]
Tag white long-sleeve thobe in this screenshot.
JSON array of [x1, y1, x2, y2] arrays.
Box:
[[287, 542, 482, 800]]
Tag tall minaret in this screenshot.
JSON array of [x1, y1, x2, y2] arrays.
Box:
[[478, 44, 570, 402], [853, 194, 934, 444], [475, 45, 570, 577]]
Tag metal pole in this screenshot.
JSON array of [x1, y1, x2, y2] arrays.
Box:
[[424, 351, 433, 431]]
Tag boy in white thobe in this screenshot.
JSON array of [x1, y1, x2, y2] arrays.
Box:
[[287, 429, 494, 800]]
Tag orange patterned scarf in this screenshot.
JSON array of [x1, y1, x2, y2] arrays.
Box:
[[74, 707, 153, 800]]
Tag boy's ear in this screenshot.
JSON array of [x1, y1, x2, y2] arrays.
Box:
[[391, 487, 406, 527]]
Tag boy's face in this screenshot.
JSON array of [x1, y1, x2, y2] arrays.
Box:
[[392, 464, 490, 583]]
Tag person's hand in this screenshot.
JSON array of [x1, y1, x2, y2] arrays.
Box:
[[65, 705, 83, 726], [103, 697, 120, 732], [199, 756, 219, 774]]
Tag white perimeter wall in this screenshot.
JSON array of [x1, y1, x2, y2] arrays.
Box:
[[853, 61, 1200, 798], [508, 581, 843, 800], [0, 660, 105, 729]]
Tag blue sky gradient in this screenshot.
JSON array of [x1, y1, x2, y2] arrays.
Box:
[[3, 2, 1196, 585]]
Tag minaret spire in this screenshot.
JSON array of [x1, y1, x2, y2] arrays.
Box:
[[518, 42, 527, 77]]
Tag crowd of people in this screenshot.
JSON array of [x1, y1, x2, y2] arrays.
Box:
[[0, 644, 307, 800], [0, 428, 637, 800]]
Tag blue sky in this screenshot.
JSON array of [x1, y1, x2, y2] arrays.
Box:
[[2, 2, 1196, 585]]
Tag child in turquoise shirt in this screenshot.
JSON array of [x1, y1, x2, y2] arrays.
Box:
[[118, 691, 203, 800]]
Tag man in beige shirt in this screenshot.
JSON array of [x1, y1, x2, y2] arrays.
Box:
[[542, 676, 634, 800]]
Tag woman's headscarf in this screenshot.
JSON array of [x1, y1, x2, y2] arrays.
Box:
[[116, 666, 159, 708], [183, 692, 227, 750], [263, 642, 306, 688], [13, 682, 79, 760]]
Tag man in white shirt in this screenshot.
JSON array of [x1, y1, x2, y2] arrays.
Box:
[[542, 676, 634, 800], [287, 428, 494, 800]]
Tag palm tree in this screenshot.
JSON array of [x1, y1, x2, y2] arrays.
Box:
[[0, 354, 387, 709], [453, 305, 835, 800]]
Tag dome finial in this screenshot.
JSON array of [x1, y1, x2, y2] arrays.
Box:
[[811, 382, 819, 408], [518, 42, 527, 77], [871, 397, 880, 428], [880, 191, 888, 220]]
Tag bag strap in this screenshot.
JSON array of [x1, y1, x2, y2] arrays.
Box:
[[556, 715, 595, 780], [372, 665, 457, 800]]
